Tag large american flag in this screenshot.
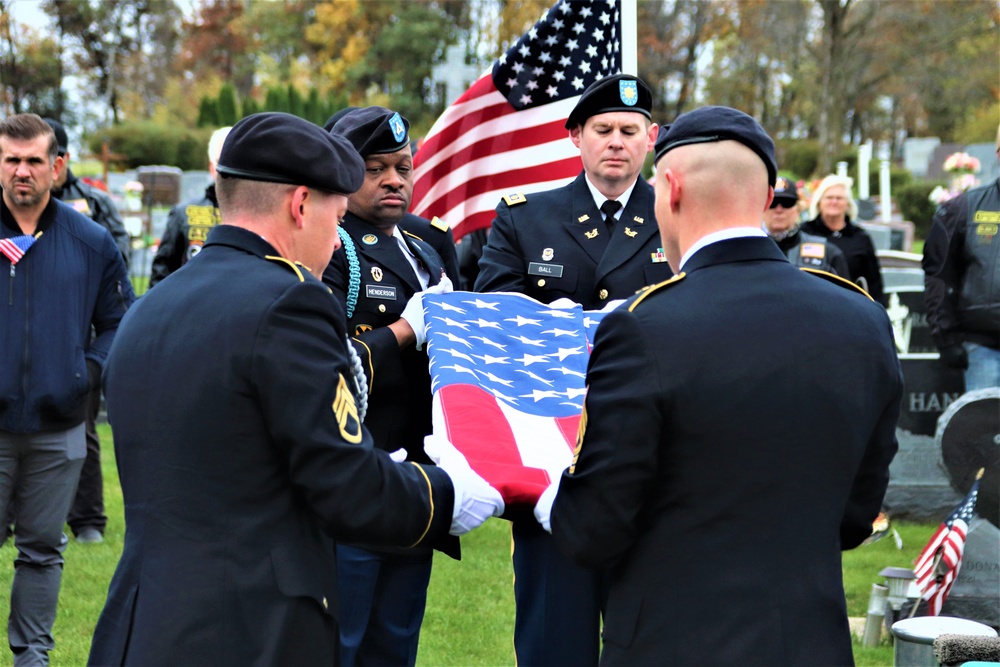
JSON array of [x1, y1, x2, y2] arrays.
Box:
[[913, 473, 981, 615], [423, 292, 607, 507], [411, 0, 622, 241]]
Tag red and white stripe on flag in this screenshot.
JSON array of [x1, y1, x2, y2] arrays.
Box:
[[411, 77, 581, 242], [913, 476, 978, 615], [432, 383, 578, 507], [913, 518, 968, 615], [410, 0, 624, 241]]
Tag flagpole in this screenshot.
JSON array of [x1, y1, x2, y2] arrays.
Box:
[[621, 0, 637, 75]]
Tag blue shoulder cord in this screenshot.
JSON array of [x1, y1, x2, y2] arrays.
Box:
[[337, 227, 367, 421], [339, 227, 361, 318]]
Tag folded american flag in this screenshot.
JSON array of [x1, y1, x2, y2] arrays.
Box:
[[424, 292, 607, 507]]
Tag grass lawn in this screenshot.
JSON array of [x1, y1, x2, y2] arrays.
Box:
[[0, 424, 934, 666]]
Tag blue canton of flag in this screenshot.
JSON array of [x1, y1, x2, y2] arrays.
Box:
[[425, 293, 605, 417], [494, 0, 621, 112]]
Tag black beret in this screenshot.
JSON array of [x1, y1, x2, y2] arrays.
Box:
[[329, 106, 410, 158], [565, 74, 653, 129], [323, 106, 359, 132], [653, 106, 777, 186], [43, 118, 68, 155], [216, 112, 364, 194]]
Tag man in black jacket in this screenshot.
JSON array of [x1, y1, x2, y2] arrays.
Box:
[[922, 126, 1000, 390], [148, 126, 230, 288], [763, 176, 848, 276]]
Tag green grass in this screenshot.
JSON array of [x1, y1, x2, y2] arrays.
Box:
[[0, 425, 937, 666]]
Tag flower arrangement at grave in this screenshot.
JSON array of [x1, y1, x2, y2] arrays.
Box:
[[929, 152, 981, 205]]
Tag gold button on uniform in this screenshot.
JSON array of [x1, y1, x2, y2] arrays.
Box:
[[378, 304, 386, 313], [598, 289, 609, 300], [322, 597, 328, 610], [537, 279, 546, 287]]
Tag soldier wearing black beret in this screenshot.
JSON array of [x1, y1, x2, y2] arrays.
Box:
[[323, 106, 460, 667], [473, 73, 672, 667], [325, 106, 460, 288], [542, 105, 900, 665], [89, 112, 503, 667]]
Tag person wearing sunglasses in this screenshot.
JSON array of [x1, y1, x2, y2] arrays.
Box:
[[763, 177, 848, 277]]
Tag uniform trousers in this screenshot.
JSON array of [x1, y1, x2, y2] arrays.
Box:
[[67, 384, 106, 536], [336, 544, 433, 666], [512, 519, 604, 667], [0, 424, 86, 666]]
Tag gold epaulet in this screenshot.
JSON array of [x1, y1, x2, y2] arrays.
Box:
[[430, 216, 449, 232], [628, 272, 686, 312], [502, 192, 527, 206], [264, 255, 306, 282], [800, 267, 874, 301]]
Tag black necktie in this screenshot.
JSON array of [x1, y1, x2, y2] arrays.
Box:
[[600, 199, 622, 237]]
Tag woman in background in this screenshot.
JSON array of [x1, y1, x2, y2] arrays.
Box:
[[801, 175, 885, 305]]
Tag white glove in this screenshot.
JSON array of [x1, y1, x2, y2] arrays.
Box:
[[424, 434, 505, 536], [399, 280, 450, 350], [533, 473, 562, 534], [388, 448, 407, 463], [547, 297, 580, 310], [436, 273, 454, 294], [599, 298, 626, 312]]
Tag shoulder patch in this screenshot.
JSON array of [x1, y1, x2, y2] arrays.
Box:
[[265, 255, 306, 282], [502, 192, 527, 207], [799, 267, 874, 301], [430, 216, 449, 232], [628, 272, 685, 312]]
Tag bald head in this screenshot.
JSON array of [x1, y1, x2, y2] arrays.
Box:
[[654, 140, 773, 270]]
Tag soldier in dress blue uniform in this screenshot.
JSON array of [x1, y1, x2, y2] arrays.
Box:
[[537, 106, 901, 666], [325, 107, 461, 288], [88, 112, 502, 666], [476, 74, 672, 311], [323, 106, 456, 667], [763, 176, 849, 276], [474, 74, 671, 667]]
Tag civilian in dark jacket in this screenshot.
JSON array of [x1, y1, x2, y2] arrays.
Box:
[[922, 132, 1000, 390], [0, 114, 133, 666], [801, 174, 885, 304], [149, 126, 230, 288], [44, 117, 130, 545]]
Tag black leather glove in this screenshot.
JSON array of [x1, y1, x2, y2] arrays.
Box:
[[937, 343, 968, 370]]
